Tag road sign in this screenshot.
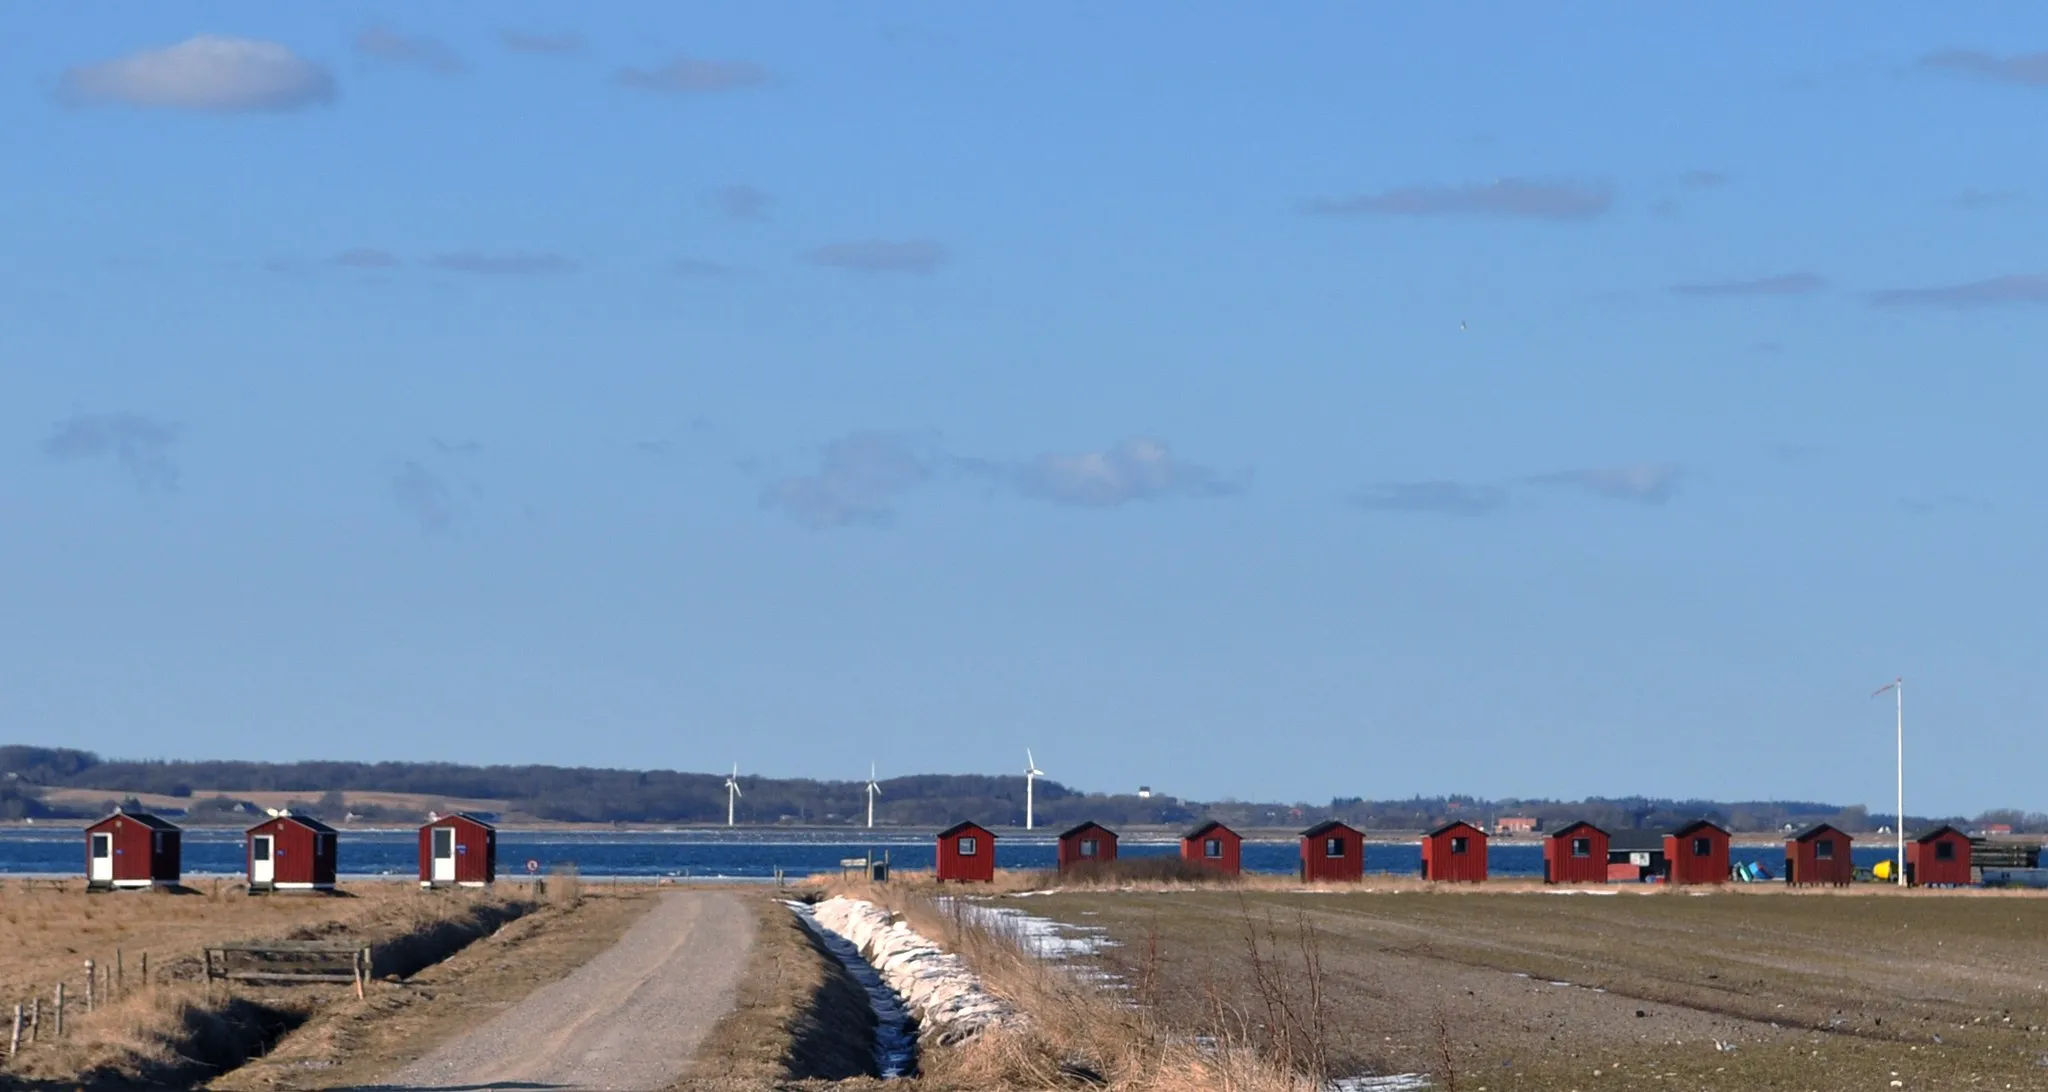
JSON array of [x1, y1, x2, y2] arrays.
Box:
[[525, 858, 540, 875]]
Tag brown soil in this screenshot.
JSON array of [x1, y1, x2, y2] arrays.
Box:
[[211, 887, 655, 1090], [1021, 887, 2048, 1091]]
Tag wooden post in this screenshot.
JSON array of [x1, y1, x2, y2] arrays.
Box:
[[30, 996, 40, 1042], [84, 960, 95, 1012], [116, 948, 124, 997], [140, 952, 149, 988], [54, 983, 64, 1039], [10, 1004, 21, 1057]]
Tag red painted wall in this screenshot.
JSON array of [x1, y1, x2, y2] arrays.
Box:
[[1908, 828, 1972, 886], [1543, 823, 1610, 884], [246, 816, 338, 888], [1180, 822, 1242, 875], [1300, 822, 1364, 883], [1785, 826, 1854, 886], [85, 814, 180, 884], [1058, 823, 1120, 872], [1421, 822, 1489, 882], [1664, 823, 1731, 885], [935, 823, 996, 882], [418, 815, 497, 885]]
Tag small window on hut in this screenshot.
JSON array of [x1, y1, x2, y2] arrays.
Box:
[[1450, 836, 1469, 855], [154, 832, 165, 853], [957, 836, 978, 856], [1934, 841, 1955, 861], [1080, 838, 1099, 857], [1570, 837, 1592, 858], [1814, 839, 1834, 860], [1692, 837, 1713, 857], [91, 834, 110, 859], [1204, 838, 1223, 858], [1324, 837, 1345, 858], [252, 839, 270, 862]]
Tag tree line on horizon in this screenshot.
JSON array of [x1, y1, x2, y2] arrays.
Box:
[[0, 745, 2027, 833]]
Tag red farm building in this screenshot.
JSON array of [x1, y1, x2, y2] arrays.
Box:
[[1057, 822, 1119, 872], [1543, 821, 1610, 884], [1907, 825, 1972, 887], [419, 813, 496, 888], [1664, 819, 1731, 885], [1784, 823, 1854, 886], [1300, 820, 1364, 883], [85, 810, 181, 890], [1421, 820, 1488, 882], [1181, 820, 1242, 875], [246, 813, 339, 892], [935, 821, 996, 883]]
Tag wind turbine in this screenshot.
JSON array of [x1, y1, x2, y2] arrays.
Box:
[[1024, 749, 1045, 831], [865, 763, 882, 829], [725, 764, 742, 828]]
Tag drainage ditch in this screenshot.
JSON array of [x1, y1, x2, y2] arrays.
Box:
[[785, 900, 917, 1078]]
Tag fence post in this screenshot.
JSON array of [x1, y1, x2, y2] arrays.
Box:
[[10, 1004, 20, 1057], [84, 960, 95, 1013], [29, 996, 40, 1043], [116, 948, 124, 997], [54, 983, 64, 1039], [140, 952, 149, 988]]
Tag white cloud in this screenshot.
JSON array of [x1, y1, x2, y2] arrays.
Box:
[[617, 57, 767, 93], [761, 433, 931, 528], [42, 411, 182, 491], [1526, 463, 1682, 504], [355, 27, 463, 73], [1013, 438, 1237, 507], [61, 36, 335, 113], [805, 240, 948, 274]]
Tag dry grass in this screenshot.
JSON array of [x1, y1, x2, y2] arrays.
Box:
[[0, 879, 533, 1087], [839, 882, 1315, 1092]]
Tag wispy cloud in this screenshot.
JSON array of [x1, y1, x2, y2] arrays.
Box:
[[1670, 272, 1826, 297], [1011, 439, 1238, 508], [425, 251, 577, 276], [60, 36, 334, 113], [1901, 492, 1994, 515], [805, 239, 948, 274], [1868, 274, 2048, 309], [500, 30, 584, 56], [761, 432, 932, 528], [355, 26, 463, 73], [673, 259, 734, 277], [1954, 189, 2025, 210], [330, 248, 401, 269], [1350, 480, 1508, 516], [617, 57, 768, 93], [1525, 463, 1682, 504], [1304, 178, 1613, 221], [1678, 169, 1731, 189], [708, 184, 772, 222], [1921, 49, 2048, 87], [41, 411, 182, 491]]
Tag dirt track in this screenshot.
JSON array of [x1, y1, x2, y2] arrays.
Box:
[[380, 891, 754, 1091]]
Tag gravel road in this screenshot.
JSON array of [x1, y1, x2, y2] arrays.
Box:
[[381, 891, 755, 1091]]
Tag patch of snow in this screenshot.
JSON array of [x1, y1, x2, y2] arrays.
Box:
[[1329, 1074, 1433, 1090], [944, 901, 1121, 960], [806, 897, 1022, 1047], [784, 900, 916, 1077]]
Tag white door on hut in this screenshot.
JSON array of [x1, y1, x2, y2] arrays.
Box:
[[89, 833, 113, 882], [251, 835, 275, 885], [431, 827, 456, 883]]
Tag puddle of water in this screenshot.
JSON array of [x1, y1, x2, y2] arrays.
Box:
[[785, 901, 916, 1078]]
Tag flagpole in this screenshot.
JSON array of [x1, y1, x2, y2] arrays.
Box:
[[1894, 678, 1905, 887]]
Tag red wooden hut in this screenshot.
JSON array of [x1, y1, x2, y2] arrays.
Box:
[[1057, 822, 1119, 872], [85, 810, 181, 890], [1663, 819, 1731, 885], [246, 813, 339, 892], [935, 821, 996, 883], [1421, 820, 1488, 882], [1907, 825, 1972, 887], [1181, 820, 1242, 875], [419, 813, 497, 888], [1300, 820, 1364, 883], [1542, 820, 1610, 884], [1784, 823, 1854, 886]]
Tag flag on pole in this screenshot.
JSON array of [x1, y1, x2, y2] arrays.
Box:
[[1872, 678, 1899, 698]]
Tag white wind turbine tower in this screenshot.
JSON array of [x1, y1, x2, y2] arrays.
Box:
[[865, 763, 882, 829], [1024, 749, 1045, 831], [725, 764, 742, 828]]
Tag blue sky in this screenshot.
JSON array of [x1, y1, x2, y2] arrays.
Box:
[[5, 6, 2046, 815]]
